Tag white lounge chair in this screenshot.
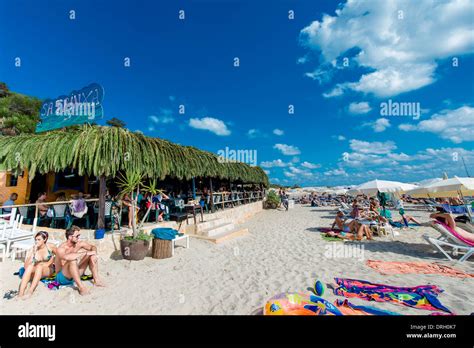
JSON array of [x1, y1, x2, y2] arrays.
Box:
[[0, 216, 35, 258], [424, 221, 474, 263], [171, 234, 189, 256]]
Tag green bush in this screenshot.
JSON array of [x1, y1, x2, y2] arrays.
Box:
[[265, 190, 281, 209], [123, 230, 152, 242]]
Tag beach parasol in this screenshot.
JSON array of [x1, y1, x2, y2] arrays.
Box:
[[407, 176, 474, 198], [347, 179, 418, 197]]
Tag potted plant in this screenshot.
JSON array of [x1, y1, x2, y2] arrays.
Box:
[[117, 171, 151, 260], [264, 190, 281, 209]]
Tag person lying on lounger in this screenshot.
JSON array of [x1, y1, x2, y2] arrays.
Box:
[[430, 211, 474, 243], [54, 226, 105, 295], [18, 231, 57, 299]]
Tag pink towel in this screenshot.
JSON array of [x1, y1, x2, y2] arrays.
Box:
[[366, 260, 474, 279]]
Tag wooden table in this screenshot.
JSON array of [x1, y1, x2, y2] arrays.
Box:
[[184, 204, 203, 225]]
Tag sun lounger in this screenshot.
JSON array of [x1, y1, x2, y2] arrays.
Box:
[[424, 221, 474, 263], [0, 216, 36, 258]]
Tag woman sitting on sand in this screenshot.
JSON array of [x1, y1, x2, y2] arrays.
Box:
[[328, 214, 373, 241], [430, 211, 474, 243], [18, 231, 57, 299]]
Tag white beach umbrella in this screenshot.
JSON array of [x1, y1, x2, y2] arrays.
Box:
[[348, 179, 418, 197], [334, 188, 348, 195], [408, 176, 474, 198], [405, 178, 443, 197]]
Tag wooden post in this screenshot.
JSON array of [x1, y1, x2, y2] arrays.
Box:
[[209, 178, 214, 213], [97, 175, 106, 230], [152, 238, 172, 259]]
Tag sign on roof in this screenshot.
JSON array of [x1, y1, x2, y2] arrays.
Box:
[[36, 83, 104, 133]]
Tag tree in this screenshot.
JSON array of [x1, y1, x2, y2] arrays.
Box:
[[0, 83, 42, 135], [106, 117, 126, 128]]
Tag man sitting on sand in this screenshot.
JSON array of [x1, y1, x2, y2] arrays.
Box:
[[54, 226, 105, 295]]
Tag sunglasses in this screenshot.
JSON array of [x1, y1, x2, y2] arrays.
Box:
[[73, 234, 81, 238]]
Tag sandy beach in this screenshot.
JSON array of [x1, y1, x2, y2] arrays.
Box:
[[1, 204, 473, 315]]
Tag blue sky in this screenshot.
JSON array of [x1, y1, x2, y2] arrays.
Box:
[[1, 0, 473, 186]]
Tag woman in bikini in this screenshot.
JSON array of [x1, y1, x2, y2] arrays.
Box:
[[18, 231, 57, 299], [430, 211, 474, 243]]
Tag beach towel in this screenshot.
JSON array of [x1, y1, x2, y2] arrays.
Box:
[[334, 299, 400, 315], [389, 221, 418, 228], [321, 234, 345, 242], [14, 267, 93, 290], [40, 273, 93, 290], [366, 260, 474, 279], [442, 204, 468, 215], [333, 278, 452, 313], [151, 227, 182, 240], [315, 228, 346, 242]]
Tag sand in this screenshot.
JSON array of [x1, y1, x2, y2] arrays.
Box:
[[1, 204, 473, 315]]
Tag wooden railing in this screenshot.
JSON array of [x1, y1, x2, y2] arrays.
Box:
[[1, 199, 99, 220]]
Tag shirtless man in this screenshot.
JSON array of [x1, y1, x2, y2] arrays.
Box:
[[55, 226, 105, 295]]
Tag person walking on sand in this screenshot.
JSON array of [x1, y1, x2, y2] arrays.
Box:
[[280, 190, 289, 211], [54, 226, 105, 295]]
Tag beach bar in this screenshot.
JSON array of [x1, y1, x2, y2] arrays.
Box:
[[0, 125, 269, 231]]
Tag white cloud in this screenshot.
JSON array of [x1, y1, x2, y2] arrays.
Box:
[[398, 106, 474, 143], [300, 0, 474, 97], [324, 168, 348, 176], [148, 108, 174, 125], [247, 128, 265, 138], [188, 117, 231, 136], [297, 56, 308, 64], [349, 102, 371, 114], [273, 128, 284, 136], [322, 85, 344, 98], [332, 135, 346, 141], [260, 159, 289, 168], [349, 139, 397, 154], [273, 143, 301, 156], [363, 117, 391, 132], [284, 166, 318, 180], [301, 161, 321, 169]]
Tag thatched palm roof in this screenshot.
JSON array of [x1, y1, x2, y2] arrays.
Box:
[[0, 125, 269, 186]]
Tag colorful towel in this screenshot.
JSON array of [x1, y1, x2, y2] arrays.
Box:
[[334, 299, 400, 315], [321, 234, 345, 242], [15, 267, 93, 290], [366, 260, 474, 278], [333, 278, 452, 313], [40, 273, 93, 290]]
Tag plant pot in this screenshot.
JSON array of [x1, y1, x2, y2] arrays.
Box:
[[120, 239, 150, 261]]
